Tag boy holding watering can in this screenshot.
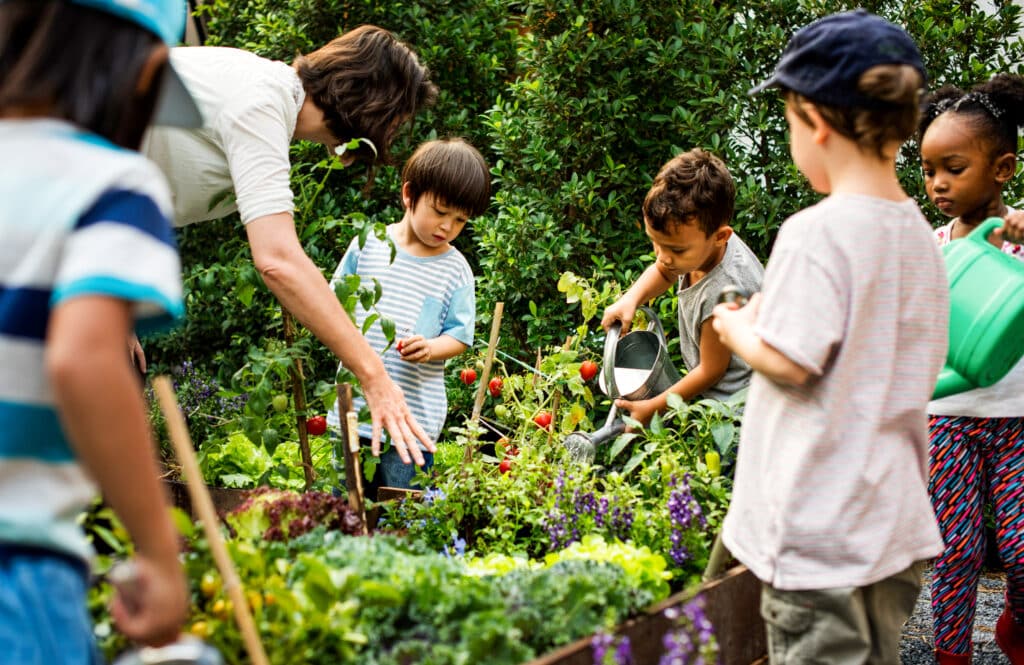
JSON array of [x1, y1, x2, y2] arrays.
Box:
[[0, 0, 196, 658], [712, 11, 948, 662], [919, 73, 1024, 663], [600, 148, 764, 426]]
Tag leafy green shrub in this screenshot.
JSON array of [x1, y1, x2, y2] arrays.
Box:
[[477, 0, 1024, 354]]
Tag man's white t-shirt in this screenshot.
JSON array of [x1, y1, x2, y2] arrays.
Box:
[[143, 47, 304, 227]]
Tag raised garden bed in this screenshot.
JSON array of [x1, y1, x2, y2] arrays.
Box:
[[528, 564, 765, 665]]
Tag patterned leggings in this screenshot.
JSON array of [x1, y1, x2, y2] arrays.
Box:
[[929, 415, 1024, 654]]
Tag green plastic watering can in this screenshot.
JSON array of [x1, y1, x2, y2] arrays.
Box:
[[933, 217, 1024, 399]]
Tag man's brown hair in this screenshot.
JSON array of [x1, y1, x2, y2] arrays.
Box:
[[295, 25, 438, 164]]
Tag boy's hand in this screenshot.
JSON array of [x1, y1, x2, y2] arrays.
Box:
[[601, 300, 637, 334], [995, 210, 1024, 245], [397, 335, 432, 363], [614, 396, 659, 428], [110, 554, 188, 647], [711, 292, 761, 352]]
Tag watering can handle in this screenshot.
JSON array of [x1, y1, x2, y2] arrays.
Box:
[[933, 365, 977, 400], [969, 217, 1005, 246], [600, 305, 667, 401]]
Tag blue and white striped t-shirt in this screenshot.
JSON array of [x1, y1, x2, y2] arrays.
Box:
[[327, 226, 475, 447], [0, 119, 183, 561]]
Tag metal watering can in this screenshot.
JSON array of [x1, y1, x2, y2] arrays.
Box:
[[563, 306, 682, 464], [933, 217, 1024, 399]]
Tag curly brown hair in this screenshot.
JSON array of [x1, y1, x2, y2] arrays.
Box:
[[643, 148, 735, 236], [295, 25, 438, 164]]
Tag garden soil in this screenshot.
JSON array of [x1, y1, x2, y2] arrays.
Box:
[[900, 564, 1008, 664]]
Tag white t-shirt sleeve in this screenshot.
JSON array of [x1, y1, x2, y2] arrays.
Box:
[[219, 93, 296, 224], [754, 240, 846, 376]]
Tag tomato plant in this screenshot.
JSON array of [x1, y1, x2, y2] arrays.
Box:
[[579, 360, 599, 382], [305, 415, 327, 436], [488, 377, 503, 398], [459, 368, 477, 385]]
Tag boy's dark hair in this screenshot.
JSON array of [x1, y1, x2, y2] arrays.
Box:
[[0, 1, 164, 149], [919, 74, 1024, 157], [295, 25, 439, 165], [643, 148, 735, 236], [402, 138, 491, 219], [783, 64, 923, 159]]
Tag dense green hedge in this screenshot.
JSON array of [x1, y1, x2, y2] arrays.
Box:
[[154, 0, 1024, 390]]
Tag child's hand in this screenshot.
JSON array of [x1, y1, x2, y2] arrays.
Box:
[[996, 210, 1024, 245], [614, 397, 659, 428], [110, 555, 188, 647], [601, 300, 637, 334], [711, 292, 761, 352], [397, 335, 432, 363]]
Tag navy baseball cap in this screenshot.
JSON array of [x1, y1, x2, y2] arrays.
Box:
[[750, 9, 926, 109], [68, 0, 203, 128]]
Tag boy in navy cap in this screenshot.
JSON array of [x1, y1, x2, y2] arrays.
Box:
[[712, 10, 949, 662]]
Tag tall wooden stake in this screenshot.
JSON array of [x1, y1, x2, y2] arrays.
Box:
[[153, 376, 270, 665], [336, 383, 367, 534], [462, 301, 504, 467], [283, 310, 314, 490]]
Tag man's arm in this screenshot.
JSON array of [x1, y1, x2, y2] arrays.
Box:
[[245, 212, 433, 462]]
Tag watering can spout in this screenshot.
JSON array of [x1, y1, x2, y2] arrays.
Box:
[[932, 367, 977, 400]]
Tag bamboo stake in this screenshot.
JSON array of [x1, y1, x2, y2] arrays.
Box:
[[153, 376, 270, 665], [283, 310, 315, 490], [462, 301, 504, 466], [336, 383, 368, 534]]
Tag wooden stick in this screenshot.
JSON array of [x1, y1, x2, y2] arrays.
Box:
[[283, 310, 315, 490], [153, 376, 270, 665], [336, 383, 367, 534], [462, 301, 504, 466]]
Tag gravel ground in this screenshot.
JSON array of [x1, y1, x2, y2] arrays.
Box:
[[900, 564, 1009, 664]]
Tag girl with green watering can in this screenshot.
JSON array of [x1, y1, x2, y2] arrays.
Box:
[[919, 72, 1024, 664]]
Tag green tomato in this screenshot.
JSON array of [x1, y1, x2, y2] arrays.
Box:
[[271, 394, 288, 413], [494, 404, 510, 420]]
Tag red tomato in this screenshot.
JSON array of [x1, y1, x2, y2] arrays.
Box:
[[397, 339, 405, 352], [488, 377, 503, 398], [459, 368, 477, 385], [533, 411, 552, 430], [579, 360, 599, 382], [306, 415, 327, 436], [499, 458, 513, 474]]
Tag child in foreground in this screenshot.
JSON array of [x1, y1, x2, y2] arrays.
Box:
[[0, 0, 201, 657], [328, 138, 489, 496], [600, 149, 763, 424], [712, 11, 949, 663], [919, 73, 1024, 663]]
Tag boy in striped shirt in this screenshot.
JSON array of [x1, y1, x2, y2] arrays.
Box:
[[329, 138, 490, 495]]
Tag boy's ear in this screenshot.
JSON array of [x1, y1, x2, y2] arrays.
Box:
[[714, 225, 733, 245], [803, 104, 831, 145], [994, 153, 1016, 184], [401, 181, 413, 210]]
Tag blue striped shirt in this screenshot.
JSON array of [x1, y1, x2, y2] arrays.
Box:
[[326, 226, 475, 446], [0, 119, 183, 561]]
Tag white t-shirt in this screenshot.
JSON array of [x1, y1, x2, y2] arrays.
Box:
[[143, 47, 304, 226], [927, 217, 1024, 418], [722, 194, 948, 590]]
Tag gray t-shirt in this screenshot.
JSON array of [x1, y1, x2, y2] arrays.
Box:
[[676, 234, 765, 400]]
